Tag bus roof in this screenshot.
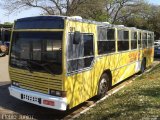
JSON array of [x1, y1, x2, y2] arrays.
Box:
[[15, 15, 153, 33], [16, 15, 113, 27]]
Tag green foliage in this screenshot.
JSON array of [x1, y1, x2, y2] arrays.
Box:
[[3, 22, 12, 25], [121, 3, 160, 39], [67, 0, 107, 22], [76, 64, 160, 120]]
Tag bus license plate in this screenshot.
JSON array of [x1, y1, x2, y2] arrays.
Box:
[[21, 94, 41, 104]]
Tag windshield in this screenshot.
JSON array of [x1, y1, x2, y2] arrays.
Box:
[[10, 31, 63, 75]]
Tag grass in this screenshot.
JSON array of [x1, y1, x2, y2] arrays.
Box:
[[76, 64, 160, 120]]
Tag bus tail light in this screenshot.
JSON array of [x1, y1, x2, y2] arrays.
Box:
[[49, 89, 67, 97], [43, 100, 54, 106]]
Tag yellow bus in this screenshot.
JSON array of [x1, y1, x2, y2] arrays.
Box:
[[8, 16, 154, 111]]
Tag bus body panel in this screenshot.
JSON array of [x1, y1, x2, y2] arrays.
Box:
[[64, 20, 98, 108], [63, 20, 154, 109]]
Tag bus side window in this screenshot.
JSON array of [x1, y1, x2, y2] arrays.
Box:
[[97, 27, 115, 55], [118, 30, 129, 51], [67, 32, 94, 73], [138, 33, 142, 49], [142, 33, 147, 48], [148, 33, 153, 47], [131, 32, 137, 50]]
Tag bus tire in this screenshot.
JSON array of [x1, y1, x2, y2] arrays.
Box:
[[96, 73, 110, 99], [140, 59, 146, 73]]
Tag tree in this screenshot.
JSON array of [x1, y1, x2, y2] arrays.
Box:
[[105, 0, 146, 24], [1, 0, 107, 21], [3, 22, 12, 25], [1, 0, 82, 15], [122, 2, 160, 39], [68, 0, 107, 21], [120, 1, 150, 27]]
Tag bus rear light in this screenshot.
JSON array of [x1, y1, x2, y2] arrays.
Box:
[[49, 89, 67, 97], [43, 100, 55, 106]]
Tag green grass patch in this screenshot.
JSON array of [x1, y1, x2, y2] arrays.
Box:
[[76, 64, 160, 120]]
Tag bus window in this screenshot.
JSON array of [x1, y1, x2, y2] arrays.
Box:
[[118, 30, 129, 51], [10, 32, 63, 74], [97, 27, 115, 55], [98, 27, 107, 41], [138, 32, 142, 49], [67, 33, 94, 73], [131, 32, 137, 49], [142, 33, 147, 48], [83, 35, 94, 56], [148, 33, 153, 47]]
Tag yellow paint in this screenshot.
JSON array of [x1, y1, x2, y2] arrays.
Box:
[[63, 20, 154, 109]]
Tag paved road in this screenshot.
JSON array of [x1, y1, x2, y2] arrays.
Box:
[[0, 84, 73, 120], [0, 56, 89, 120], [0, 56, 160, 120], [0, 56, 10, 85]]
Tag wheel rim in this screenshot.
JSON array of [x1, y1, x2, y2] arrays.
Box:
[[99, 78, 108, 96]]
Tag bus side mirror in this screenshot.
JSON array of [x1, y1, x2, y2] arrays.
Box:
[[73, 31, 81, 44]]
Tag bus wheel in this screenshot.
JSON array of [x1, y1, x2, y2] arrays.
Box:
[[140, 59, 146, 73], [97, 73, 109, 99]]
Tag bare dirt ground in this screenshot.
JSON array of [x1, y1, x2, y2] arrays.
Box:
[[0, 56, 159, 120]]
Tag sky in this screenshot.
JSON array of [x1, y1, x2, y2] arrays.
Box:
[[0, 8, 42, 24], [0, 0, 160, 24], [148, 0, 160, 5]]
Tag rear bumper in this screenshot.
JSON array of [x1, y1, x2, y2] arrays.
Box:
[[9, 86, 67, 111]]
